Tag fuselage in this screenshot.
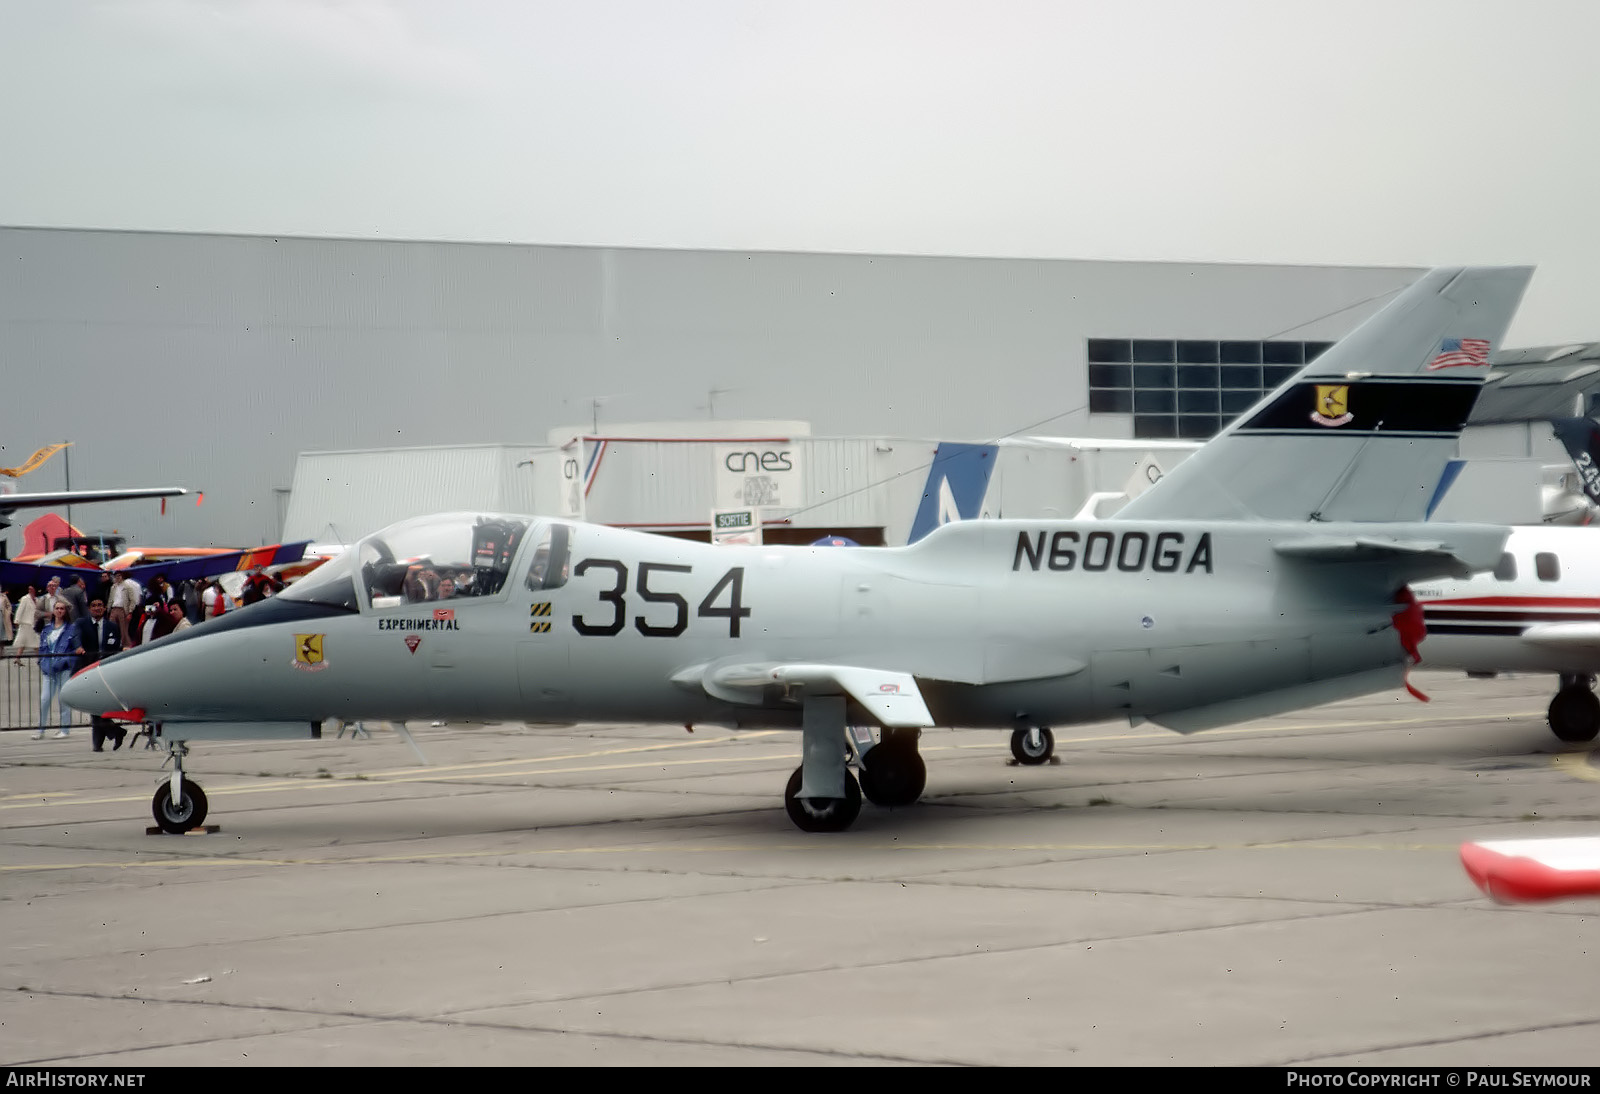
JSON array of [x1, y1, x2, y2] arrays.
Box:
[[1413, 525, 1600, 677], [63, 512, 1440, 734]]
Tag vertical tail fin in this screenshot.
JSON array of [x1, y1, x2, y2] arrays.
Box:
[[1119, 266, 1533, 523], [907, 442, 999, 543], [1548, 418, 1600, 507]]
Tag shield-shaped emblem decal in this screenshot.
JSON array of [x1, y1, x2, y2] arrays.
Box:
[[1310, 384, 1353, 427], [292, 633, 328, 672]]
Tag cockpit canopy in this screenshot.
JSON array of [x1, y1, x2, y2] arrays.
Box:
[[281, 512, 537, 612]]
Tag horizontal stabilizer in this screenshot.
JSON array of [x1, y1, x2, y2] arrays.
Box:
[[691, 662, 936, 727], [1275, 536, 1475, 581]]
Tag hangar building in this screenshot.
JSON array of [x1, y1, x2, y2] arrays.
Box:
[[1, 225, 1431, 553]]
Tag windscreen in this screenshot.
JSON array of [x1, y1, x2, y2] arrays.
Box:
[[278, 550, 360, 611]]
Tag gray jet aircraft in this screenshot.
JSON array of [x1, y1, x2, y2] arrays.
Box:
[[64, 267, 1531, 833]]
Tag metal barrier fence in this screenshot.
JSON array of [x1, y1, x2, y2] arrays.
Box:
[[1, 649, 94, 733]]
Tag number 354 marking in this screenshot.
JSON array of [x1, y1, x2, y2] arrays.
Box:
[[571, 561, 750, 638]]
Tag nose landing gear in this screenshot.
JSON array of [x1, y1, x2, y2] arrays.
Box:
[[151, 739, 210, 834]]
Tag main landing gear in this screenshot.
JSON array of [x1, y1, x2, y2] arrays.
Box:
[[859, 727, 927, 808], [1010, 725, 1055, 765], [781, 701, 929, 832], [152, 738, 210, 833], [1548, 675, 1600, 743]]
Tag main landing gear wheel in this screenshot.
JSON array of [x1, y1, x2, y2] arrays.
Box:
[[1010, 726, 1055, 765], [151, 781, 208, 834], [859, 739, 927, 808], [784, 766, 862, 833], [1548, 684, 1600, 743]]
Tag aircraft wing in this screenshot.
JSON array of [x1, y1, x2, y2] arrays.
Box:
[[682, 662, 937, 727], [0, 541, 312, 589], [112, 541, 313, 583], [1470, 351, 1600, 425], [1461, 837, 1600, 903], [0, 487, 186, 511]]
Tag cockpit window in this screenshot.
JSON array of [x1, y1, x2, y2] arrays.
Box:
[[354, 513, 531, 609], [278, 550, 360, 611], [525, 522, 572, 591]]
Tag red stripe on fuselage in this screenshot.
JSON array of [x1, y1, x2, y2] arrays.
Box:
[[1418, 596, 1600, 609]]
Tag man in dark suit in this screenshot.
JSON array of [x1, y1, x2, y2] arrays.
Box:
[[80, 598, 126, 751]]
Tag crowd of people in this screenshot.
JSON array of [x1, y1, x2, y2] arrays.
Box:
[[1, 568, 285, 745]]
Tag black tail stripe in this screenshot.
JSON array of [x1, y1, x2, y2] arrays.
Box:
[[1238, 379, 1479, 434]]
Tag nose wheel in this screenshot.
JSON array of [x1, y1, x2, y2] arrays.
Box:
[[151, 781, 208, 834], [151, 739, 209, 833]]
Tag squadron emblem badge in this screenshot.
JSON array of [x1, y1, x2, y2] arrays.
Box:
[[1310, 384, 1353, 428], [292, 633, 329, 672]]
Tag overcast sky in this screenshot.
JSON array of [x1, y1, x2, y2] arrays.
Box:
[[1, 0, 1595, 344]]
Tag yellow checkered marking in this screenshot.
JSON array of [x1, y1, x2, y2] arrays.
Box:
[[530, 602, 552, 617], [529, 621, 552, 634]]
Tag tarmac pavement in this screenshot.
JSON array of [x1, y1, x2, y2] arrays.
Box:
[[3, 669, 1598, 1066]]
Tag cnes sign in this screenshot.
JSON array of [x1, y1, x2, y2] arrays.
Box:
[[714, 444, 804, 509]]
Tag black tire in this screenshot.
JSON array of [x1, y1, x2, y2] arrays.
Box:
[[1548, 689, 1600, 743], [151, 781, 208, 834], [860, 743, 927, 807], [783, 765, 862, 832], [1010, 726, 1055, 765]]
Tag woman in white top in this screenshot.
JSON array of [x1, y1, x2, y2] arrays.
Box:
[[11, 584, 40, 662], [0, 587, 12, 648]]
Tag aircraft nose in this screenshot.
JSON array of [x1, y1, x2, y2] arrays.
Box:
[[62, 664, 116, 716]]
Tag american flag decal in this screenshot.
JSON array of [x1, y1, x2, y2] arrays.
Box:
[[1425, 338, 1490, 371]]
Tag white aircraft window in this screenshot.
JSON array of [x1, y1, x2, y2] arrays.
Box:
[[355, 513, 530, 609], [1536, 552, 1561, 583], [525, 522, 572, 591], [1493, 553, 1517, 582]]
